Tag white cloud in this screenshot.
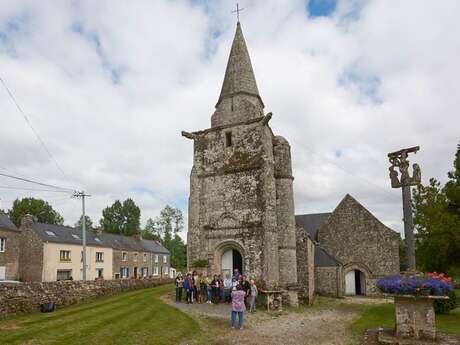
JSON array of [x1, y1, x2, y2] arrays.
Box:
[[0, 0, 459, 240]]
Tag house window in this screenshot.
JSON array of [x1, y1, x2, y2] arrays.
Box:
[[141, 267, 148, 277], [154, 254, 158, 263], [57, 269, 72, 281], [0, 238, 5, 252], [225, 131, 232, 147], [153, 266, 158, 276], [122, 252, 127, 261], [114, 273, 120, 279], [96, 252, 104, 262], [143, 253, 147, 262], [164, 267, 169, 275], [163, 255, 167, 264], [96, 268, 104, 279], [60, 250, 71, 262], [133, 253, 138, 262], [120, 267, 129, 278]]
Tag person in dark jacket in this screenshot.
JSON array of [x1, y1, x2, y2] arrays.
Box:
[[184, 273, 194, 304], [211, 275, 220, 304], [240, 275, 251, 308]]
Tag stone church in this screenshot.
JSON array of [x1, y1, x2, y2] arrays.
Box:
[[183, 22, 399, 308]]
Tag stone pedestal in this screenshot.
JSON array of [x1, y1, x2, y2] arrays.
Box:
[[261, 290, 283, 312], [394, 296, 445, 341]]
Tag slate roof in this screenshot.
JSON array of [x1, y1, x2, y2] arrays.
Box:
[[315, 245, 340, 267], [30, 223, 169, 254], [0, 212, 18, 231], [295, 213, 331, 241]]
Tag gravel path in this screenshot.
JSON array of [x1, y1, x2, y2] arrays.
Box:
[[163, 295, 359, 345]]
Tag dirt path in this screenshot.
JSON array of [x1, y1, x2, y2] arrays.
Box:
[[163, 295, 360, 345]]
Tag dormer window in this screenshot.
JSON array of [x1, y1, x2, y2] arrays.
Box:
[[225, 132, 232, 147]]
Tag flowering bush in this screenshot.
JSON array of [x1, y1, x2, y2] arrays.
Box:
[[377, 272, 454, 297]]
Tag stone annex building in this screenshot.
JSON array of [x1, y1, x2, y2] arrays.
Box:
[[183, 23, 399, 307]]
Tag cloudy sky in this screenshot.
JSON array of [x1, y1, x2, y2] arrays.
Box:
[[0, 0, 459, 240]]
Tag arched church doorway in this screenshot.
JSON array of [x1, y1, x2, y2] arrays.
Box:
[[345, 269, 366, 296], [221, 248, 243, 278]]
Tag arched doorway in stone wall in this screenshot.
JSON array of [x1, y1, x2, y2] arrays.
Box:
[[213, 240, 245, 278], [221, 248, 243, 278], [344, 263, 370, 296], [345, 269, 366, 295]]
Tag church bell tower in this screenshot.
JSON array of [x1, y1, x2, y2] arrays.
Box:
[[182, 22, 299, 308]]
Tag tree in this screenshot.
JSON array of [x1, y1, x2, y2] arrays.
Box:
[[445, 143, 460, 215], [141, 218, 161, 241], [413, 142, 460, 276], [9, 197, 64, 227], [75, 215, 93, 229], [151, 205, 186, 270], [100, 198, 140, 236]]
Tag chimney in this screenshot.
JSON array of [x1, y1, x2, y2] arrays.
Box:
[[21, 214, 35, 228], [94, 227, 103, 236], [133, 231, 142, 241]]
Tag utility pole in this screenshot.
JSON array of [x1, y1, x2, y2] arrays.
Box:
[[73, 191, 91, 280], [388, 146, 421, 272]]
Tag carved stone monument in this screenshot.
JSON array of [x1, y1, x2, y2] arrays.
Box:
[[388, 146, 421, 271]]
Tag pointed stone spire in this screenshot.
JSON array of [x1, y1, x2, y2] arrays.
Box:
[[216, 22, 263, 107]]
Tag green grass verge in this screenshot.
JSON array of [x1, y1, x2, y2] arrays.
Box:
[[351, 289, 460, 337], [0, 284, 202, 345]]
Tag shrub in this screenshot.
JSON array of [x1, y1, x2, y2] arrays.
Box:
[[192, 259, 208, 268], [434, 290, 458, 314]]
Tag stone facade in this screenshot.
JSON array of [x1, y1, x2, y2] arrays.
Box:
[[19, 215, 44, 282], [0, 278, 173, 318], [0, 212, 20, 280], [315, 267, 342, 297], [296, 226, 315, 304], [184, 22, 298, 305], [317, 194, 400, 296]]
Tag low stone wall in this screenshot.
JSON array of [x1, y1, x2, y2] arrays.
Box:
[[0, 278, 173, 318]]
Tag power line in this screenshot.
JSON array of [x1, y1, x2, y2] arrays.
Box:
[[0, 172, 74, 193], [0, 185, 72, 193], [0, 76, 71, 183]]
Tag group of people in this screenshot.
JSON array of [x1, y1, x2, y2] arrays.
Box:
[[175, 268, 258, 329]]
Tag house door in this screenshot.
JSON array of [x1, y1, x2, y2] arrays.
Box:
[[0, 266, 5, 280], [134, 267, 138, 278], [345, 270, 356, 295]]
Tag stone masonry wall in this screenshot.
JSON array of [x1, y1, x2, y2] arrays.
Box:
[[0, 228, 20, 280], [318, 195, 400, 280], [315, 267, 341, 297], [296, 226, 315, 304], [0, 278, 173, 318], [19, 218, 44, 282]]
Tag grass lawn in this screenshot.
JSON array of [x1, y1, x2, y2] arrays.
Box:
[[0, 284, 219, 345], [351, 290, 460, 338]]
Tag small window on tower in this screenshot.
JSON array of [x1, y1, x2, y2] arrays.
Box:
[[225, 132, 232, 147]]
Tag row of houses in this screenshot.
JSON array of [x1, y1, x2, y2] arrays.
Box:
[[0, 212, 172, 282]]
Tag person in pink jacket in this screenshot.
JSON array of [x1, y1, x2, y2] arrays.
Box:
[[230, 285, 246, 329]]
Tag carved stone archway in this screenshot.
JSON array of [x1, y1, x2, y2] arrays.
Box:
[[343, 262, 372, 296], [212, 240, 246, 277]]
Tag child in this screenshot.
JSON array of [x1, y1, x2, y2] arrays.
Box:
[[230, 285, 246, 330], [175, 274, 184, 303]]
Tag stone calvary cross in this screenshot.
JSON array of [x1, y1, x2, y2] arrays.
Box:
[[388, 146, 421, 272]]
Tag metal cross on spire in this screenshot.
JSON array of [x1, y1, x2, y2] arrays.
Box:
[[232, 3, 244, 22]]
